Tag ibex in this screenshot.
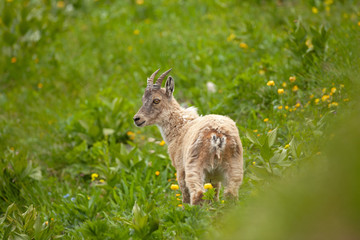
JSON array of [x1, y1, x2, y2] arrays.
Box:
[[133, 69, 243, 205]]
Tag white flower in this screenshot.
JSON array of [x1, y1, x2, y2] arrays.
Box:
[[206, 82, 216, 93]]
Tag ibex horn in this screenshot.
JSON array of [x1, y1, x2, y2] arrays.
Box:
[[154, 68, 172, 89], [147, 68, 160, 89]]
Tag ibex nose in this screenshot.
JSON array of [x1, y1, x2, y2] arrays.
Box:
[[133, 116, 140, 122]]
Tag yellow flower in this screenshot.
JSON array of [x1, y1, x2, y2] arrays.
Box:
[[328, 102, 338, 107], [267, 80, 275, 86], [343, 98, 349, 102], [257, 134, 260, 137], [282, 82, 287, 87], [87, 196, 91, 200], [322, 88, 327, 93], [268, 129, 272, 133], [99, 179, 105, 183], [331, 87, 336, 94], [170, 184, 179, 190], [285, 144, 290, 149], [38, 83, 43, 89], [57, 1, 65, 8], [277, 88, 284, 94], [11, 57, 17, 63], [295, 103, 301, 108], [227, 33, 236, 42], [176, 193, 181, 197], [177, 198, 181, 201], [221, 200, 225, 204], [289, 76, 296, 83], [91, 173, 99, 181], [306, 39, 313, 49], [324, 0, 333, 5], [358, 21, 360, 27], [159, 140, 166, 146], [321, 95, 330, 102], [292, 85, 299, 92], [127, 131, 134, 136], [315, 98, 320, 104], [51, 218, 54, 221], [204, 183, 213, 189], [136, 0, 144, 5], [178, 204, 183, 207], [133, 29, 140, 35], [340, 84, 345, 88], [312, 7, 318, 14], [252, 161, 256, 165], [155, 171, 160, 176], [263, 118, 269, 122], [253, 129, 258, 133], [45, 221, 49, 226], [239, 42, 248, 49], [10, 147, 15, 151], [309, 94, 314, 99], [278, 106, 283, 110], [285, 106, 289, 110], [259, 69, 265, 75]]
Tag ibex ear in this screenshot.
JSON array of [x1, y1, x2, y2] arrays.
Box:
[[165, 76, 174, 98]]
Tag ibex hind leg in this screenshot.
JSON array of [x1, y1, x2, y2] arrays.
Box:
[[185, 160, 205, 205], [223, 155, 243, 202]]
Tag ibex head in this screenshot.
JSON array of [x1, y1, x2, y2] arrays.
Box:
[[133, 68, 175, 127]]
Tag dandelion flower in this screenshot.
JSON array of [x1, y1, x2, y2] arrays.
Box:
[[278, 106, 283, 110], [155, 171, 160, 176], [285, 144, 290, 149], [253, 129, 258, 133], [177, 198, 181, 201], [159, 140, 166, 146], [45, 221, 49, 226], [312, 7, 318, 14], [91, 173, 99, 181], [170, 184, 179, 190], [221, 200, 225, 204], [331, 87, 336, 94], [257, 134, 260, 137], [289, 76, 296, 83], [267, 80, 275, 86], [292, 85, 299, 92], [309, 94, 314, 99], [358, 21, 360, 27], [133, 29, 140, 35], [252, 161, 256, 165], [321, 95, 330, 102], [178, 204, 183, 207], [227, 33, 236, 42], [239, 42, 248, 49], [277, 88, 284, 94], [204, 183, 213, 189], [315, 98, 320, 104], [340, 84, 344, 88], [259, 69, 265, 75], [11, 57, 17, 63], [87, 196, 91, 200], [57, 1, 65, 8], [38, 83, 43, 89], [343, 98, 349, 102], [99, 179, 105, 183], [325, 0, 333, 5], [282, 82, 287, 87], [263, 118, 269, 122], [136, 0, 144, 5], [176, 193, 181, 197], [295, 103, 301, 108], [285, 106, 289, 110]]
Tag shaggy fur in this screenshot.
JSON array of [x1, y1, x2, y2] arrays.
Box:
[[134, 70, 243, 205]]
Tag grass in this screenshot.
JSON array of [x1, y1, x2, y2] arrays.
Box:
[[1, 0, 360, 239]]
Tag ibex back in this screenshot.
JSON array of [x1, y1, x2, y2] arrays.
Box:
[[133, 69, 243, 205]]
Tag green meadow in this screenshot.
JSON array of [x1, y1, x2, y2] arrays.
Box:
[[1, 0, 360, 239]]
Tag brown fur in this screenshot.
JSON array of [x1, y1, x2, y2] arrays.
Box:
[[134, 71, 243, 205]]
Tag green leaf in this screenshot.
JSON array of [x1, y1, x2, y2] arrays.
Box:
[[260, 138, 273, 162], [270, 149, 287, 164], [245, 129, 261, 146], [267, 127, 277, 147]]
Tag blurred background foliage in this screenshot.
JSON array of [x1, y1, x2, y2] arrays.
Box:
[[0, 0, 360, 239]]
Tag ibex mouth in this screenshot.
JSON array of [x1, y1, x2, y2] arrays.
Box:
[[135, 121, 146, 127]]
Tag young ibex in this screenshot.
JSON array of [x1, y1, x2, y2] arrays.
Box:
[[133, 69, 243, 205]]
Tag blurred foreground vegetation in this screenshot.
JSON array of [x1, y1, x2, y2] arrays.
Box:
[[1, 0, 360, 239]]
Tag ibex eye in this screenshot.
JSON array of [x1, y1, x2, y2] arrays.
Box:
[[153, 99, 160, 104]]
